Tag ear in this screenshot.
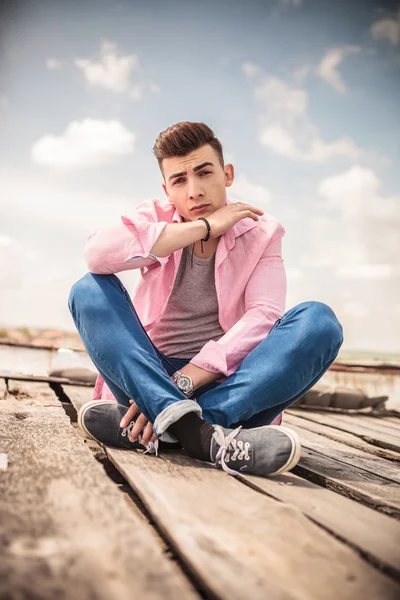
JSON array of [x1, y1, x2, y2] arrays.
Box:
[[162, 182, 175, 205], [224, 163, 235, 188]]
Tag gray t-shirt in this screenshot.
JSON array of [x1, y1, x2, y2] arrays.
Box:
[[150, 245, 225, 359]]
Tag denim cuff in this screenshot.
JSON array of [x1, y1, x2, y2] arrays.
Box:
[[154, 399, 203, 441]]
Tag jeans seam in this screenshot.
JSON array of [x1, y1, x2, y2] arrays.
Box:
[[70, 278, 183, 414], [70, 310, 134, 401], [228, 339, 343, 426], [118, 280, 178, 372]]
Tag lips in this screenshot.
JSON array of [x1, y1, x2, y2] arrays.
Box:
[[191, 204, 209, 211]]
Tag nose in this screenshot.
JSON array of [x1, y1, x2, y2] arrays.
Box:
[[187, 177, 204, 200]]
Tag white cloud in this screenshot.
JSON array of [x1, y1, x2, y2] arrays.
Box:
[[336, 264, 393, 280], [75, 40, 158, 99], [31, 118, 135, 171], [252, 76, 360, 162], [370, 14, 400, 46], [46, 58, 63, 70], [285, 267, 304, 281], [315, 46, 361, 93], [292, 64, 312, 83], [342, 301, 371, 319], [298, 165, 400, 279], [0, 95, 8, 108], [149, 82, 161, 93], [0, 167, 145, 327], [229, 173, 273, 208], [0, 235, 38, 290], [223, 151, 235, 164], [293, 165, 400, 355], [242, 61, 262, 79], [318, 165, 396, 220], [0, 166, 143, 233]]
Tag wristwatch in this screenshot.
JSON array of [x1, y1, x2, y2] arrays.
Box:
[[172, 370, 196, 398]]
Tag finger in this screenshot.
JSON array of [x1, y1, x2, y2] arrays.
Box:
[[150, 432, 158, 442], [141, 421, 155, 446], [120, 401, 140, 427], [129, 413, 148, 442]]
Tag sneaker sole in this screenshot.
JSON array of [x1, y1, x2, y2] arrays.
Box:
[[77, 399, 117, 445], [266, 425, 302, 475]]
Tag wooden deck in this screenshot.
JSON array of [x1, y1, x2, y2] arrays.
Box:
[[1, 345, 400, 599]]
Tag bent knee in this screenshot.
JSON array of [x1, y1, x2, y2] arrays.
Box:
[[68, 272, 110, 314], [303, 301, 344, 347]]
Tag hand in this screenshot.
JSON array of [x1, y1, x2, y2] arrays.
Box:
[[119, 400, 158, 445], [207, 202, 263, 239], [119, 368, 224, 444], [118, 374, 186, 445]]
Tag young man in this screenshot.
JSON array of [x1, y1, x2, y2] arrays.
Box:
[[68, 121, 344, 478]]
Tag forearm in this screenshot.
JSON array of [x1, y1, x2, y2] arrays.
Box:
[[174, 362, 226, 391], [150, 220, 208, 258]]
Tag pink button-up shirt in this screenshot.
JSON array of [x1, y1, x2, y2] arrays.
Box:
[[85, 196, 287, 425]]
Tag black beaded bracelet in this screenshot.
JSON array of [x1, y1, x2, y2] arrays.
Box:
[[190, 217, 211, 269], [197, 217, 211, 252]]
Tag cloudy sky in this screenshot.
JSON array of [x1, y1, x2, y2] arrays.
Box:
[[0, 0, 399, 355]]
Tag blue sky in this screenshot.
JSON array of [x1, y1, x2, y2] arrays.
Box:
[[0, 0, 399, 354]]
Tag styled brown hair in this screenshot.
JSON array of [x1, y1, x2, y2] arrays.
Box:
[[153, 121, 225, 178]]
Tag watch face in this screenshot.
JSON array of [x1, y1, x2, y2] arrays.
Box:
[[177, 374, 192, 393]]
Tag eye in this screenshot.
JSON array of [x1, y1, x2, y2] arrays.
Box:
[[172, 171, 210, 185]]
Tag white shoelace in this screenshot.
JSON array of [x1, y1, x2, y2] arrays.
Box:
[[121, 421, 135, 438], [121, 421, 159, 456], [212, 425, 251, 476]]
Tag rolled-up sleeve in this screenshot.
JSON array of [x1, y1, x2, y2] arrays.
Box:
[[84, 199, 171, 274]]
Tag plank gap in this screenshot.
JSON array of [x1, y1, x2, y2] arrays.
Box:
[[56, 388, 210, 600], [234, 473, 400, 582], [293, 464, 400, 520], [287, 410, 400, 454], [286, 411, 400, 463]]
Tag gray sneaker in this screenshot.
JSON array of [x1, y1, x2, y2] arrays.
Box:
[[77, 400, 160, 455], [210, 424, 301, 477]]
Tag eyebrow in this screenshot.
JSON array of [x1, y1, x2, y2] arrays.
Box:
[[168, 161, 215, 182]]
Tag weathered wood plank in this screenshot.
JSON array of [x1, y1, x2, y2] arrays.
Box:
[[283, 412, 400, 462], [63, 383, 93, 410], [287, 409, 400, 454], [240, 471, 400, 577], [383, 416, 400, 425], [7, 379, 63, 408], [0, 378, 7, 399], [327, 413, 400, 436], [64, 386, 400, 599], [0, 383, 199, 600], [0, 345, 51, 377], [0, 371, 94, 386], [65, 386, 400, 594], [284, 414, 400, 484], [106, 447, 400, 599], [295, 447, 400, 518], [50, 348, 97, 373]]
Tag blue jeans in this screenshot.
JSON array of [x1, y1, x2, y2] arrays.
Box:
[[68, 273, 344, 442]]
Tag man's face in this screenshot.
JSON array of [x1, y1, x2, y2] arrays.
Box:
[[161, 144, 234, 222]]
